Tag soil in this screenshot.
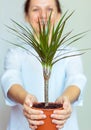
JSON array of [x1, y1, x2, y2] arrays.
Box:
[[33, 102, 63, 109]]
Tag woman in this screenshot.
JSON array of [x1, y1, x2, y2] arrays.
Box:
[[1, 0, 86, 130]]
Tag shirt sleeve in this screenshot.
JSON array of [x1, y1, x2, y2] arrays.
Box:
[[1, 48, 25, 106], [65, 55, 87, 106]]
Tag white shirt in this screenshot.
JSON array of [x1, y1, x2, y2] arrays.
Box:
[[1, 47, 86, 130]]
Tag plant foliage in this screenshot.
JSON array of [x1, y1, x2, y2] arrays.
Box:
[[6, 11, 88, 105]]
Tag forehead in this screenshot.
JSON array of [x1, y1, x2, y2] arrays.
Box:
[[30, 0, 56, 7]]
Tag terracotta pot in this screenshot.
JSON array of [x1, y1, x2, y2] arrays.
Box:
[[32, 102, 63, 130]]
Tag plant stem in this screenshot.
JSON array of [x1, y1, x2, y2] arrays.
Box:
[[43, 64, 51, 106]]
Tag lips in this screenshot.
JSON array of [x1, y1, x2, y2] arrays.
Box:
[[38, 19, 48, 25]]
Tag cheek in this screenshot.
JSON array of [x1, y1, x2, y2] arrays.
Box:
[[50, 12, 59, 24], [33, 16, 39, 22], [27, 15, 40, 33], [28, 14, 39, 24], [50, 16, 56, 25], [51, 18, 55, 23]]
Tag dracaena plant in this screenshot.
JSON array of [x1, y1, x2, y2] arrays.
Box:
[[6, 11, 86, 106]]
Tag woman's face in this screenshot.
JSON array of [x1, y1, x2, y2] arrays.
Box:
[[26, 0, 61, 33]]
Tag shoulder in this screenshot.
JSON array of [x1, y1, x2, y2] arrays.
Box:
[[6, 47, 27, 60], [4, 47, 28, 69]]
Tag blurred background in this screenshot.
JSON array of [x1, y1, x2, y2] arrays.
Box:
[[0, 0, 91, 130]]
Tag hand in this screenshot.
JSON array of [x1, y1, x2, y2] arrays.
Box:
[[23, 94, 46, 129], [51, 96, 72, 129]]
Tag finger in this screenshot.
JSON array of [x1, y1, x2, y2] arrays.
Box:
[[56, 124, 64, 129], [29, 124, 37, 130], [53, 109, 68, 115], [23, 103, 29, 112], [23, 106, 44, 115], [51, 113, 70, 120], [52, 119, 66, 126], [28, 119, 44, 126], [29, 108, 44, 115], [24, 112, 46, 120], [24, 94, 38, 107], [53, 107, 72, 115], [24, 96, 33, 106]]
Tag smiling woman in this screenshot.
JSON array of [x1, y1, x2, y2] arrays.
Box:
[[24, 0, 61, 33], [0, 0, 91, 130]]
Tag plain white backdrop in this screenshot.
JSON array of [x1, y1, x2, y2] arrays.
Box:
[[0, 0, 91, 130]]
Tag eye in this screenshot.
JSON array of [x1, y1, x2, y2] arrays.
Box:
[[47, 8, 53, 12], [32, 8, 39, 12]]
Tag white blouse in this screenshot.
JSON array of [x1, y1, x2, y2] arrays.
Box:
[[1, 47, 86, 130]]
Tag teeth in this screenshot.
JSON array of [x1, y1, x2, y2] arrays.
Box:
[[40, 20, 47, 25], [41, 21, 45, 24]]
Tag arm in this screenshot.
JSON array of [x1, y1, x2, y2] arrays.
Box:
[[51, 85, 80, 129], [7, 84, 29, 105], [56, 85, 81, 104], [51, 55, 86, 129], [8, 84, 46, 129], [1, 48, 46, 129]]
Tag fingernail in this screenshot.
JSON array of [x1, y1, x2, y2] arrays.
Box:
[[51, 114, 54, 118], [40, 111, 44, 114], [52, 119, 56, 124], [30, 104, 32, 107], [43, 115, 46, 118], [53, 111, 56, 114], [40, 121, 44, 125]]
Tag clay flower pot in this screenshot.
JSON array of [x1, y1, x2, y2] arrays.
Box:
[[32, 102, 63, 130]]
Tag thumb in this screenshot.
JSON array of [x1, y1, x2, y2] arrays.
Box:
[[63, 102, 69, 109], [62, 96, 69, 109], [25, 94, 33, 107]]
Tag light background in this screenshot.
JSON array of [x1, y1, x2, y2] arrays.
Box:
[[0, 0, 91, 130]]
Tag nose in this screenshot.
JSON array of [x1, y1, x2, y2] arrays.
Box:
[[39, 10, 47, 24]]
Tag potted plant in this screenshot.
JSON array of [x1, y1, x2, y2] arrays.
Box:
[[6, 11, 87, 130]]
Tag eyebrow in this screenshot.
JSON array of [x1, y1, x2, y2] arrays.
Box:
[[31, 5, 53, 8]]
